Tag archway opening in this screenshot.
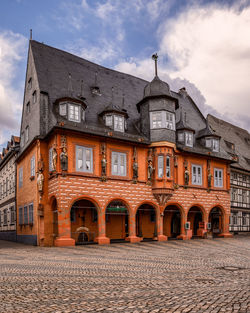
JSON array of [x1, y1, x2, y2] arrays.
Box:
[[136, 204, 157, 240], [187, 206, 203, 237], [70, 199, 98, 244], [105, 200, 129, 242], [209, 207, 223, 237], [163, 205, 182, 238]]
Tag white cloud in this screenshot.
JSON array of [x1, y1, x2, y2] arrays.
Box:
[[159, 3, 250, 131], [0, 30, 27, 146]]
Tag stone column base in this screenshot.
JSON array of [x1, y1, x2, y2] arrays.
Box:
[[157, 235, 167, 241], [95, 236, 110, 245], [218, 232, 233, 238], [126, 236, 142, 243], [177, 234, 188, 240], [54, 237, 75, 247]]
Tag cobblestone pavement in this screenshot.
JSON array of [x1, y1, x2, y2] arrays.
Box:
[[0, 236, 249, 313]]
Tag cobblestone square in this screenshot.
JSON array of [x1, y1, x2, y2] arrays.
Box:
[[0, 237, 249, 313]]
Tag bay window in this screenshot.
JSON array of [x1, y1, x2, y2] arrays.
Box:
[[150, 111, 175, 130]]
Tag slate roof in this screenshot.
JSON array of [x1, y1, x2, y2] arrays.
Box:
[[30, 40, 149, 143], [27, 41, 237, 162], [208, 114, 250, 172]]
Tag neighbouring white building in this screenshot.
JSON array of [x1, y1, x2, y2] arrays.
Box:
[[0, 136, 20, 241]]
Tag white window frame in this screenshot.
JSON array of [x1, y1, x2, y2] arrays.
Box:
[[59, 103, 67, 116], [24, 206, 28, 225], [68, 104, 81, 122], [19, 167, 23, 188], [30, 155, 36, 177], [192, 164, 202, 186], [206, 138, 219, 152], [214, 168, 223, 188], [114, 115, 124, 132], [105, 114, 113, 127], [178, 132, 184, 142], [150, 111, 175, 130], [76, 146, 93, 173], [185, 132, 193, 147], [158, 155, 164, 178], [111, 151, 127, 176], [29, 203, 33, 224]]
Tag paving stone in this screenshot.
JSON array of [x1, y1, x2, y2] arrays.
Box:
[[0, 237, 249, 313]]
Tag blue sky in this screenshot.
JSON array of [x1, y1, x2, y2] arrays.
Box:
[[0, 0, 250, 151]]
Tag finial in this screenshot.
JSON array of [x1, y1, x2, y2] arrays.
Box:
[[68, 73, 73, 96], [30, 29, 32, 40], [152, 53, 158, 77]]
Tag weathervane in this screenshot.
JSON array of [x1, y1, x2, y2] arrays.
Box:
[[152, 53, 158, 77]]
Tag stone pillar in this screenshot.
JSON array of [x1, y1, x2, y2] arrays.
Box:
[[127, 211, 141, 243], [157, 207, 167, 241], [95, 209, 110, 244], [197, 212, 208, 238], [219, 212, 233, 238], [54, 206, 75, 247], [177, 210, 188, 240]]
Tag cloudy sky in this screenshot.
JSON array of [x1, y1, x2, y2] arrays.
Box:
[[0, 0, 250, 151]]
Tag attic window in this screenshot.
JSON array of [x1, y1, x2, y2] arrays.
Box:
[[32, 90, 37, 104], [206, 138, 219, 152], [185, 131, 193, 147], [26, 101, 30, 113], [103, 113, 125, 132], [225, 140, 235, 150], [59, 101, 85, 123], [28, 78, 32, 90]]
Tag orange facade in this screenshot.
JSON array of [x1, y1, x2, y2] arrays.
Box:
[[16, 129, 232, 246]]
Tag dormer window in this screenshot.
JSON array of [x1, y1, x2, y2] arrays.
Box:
[[114, 115, 124, 132], [206, 137, 219, 152], [185, 132, 193, 147], [69, 103, 80, 122], [58, 99, 86, 123], [103, 113, 126, 133], [150, 111, 175, 130]]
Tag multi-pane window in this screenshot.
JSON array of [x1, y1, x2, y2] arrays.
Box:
[[232, 188, 237, 201], [29, 204, 33, 224], [105, 115, 112, 126], [69, 104, 80, 122], [214, 168, 223, 187], [185, 132, 193, 147], [3, 209, 7, 225], [10, 207, 15, 225], [114, 115, 124, 132], [31, 156, 35, 177], [25, 126, 29, 143], [166, 112, 174, 130], [49, 148, 53, 172], [158, 155, 164, 178], [76, 146, 93, 173], [59, 103, 67, 116], [24, 206, 28, 225], [19, 207, 23, 225], [150, 111, 175, 130], [192, 165, 202, 185], [32, 90, 37, 104], [178, 132, 184, 142], [166, 156, 171, 178], [19, 167, 23, 188], [112, 152, 126, 176], [206, 138, 219, 152], [242, 190, 247, 204]]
